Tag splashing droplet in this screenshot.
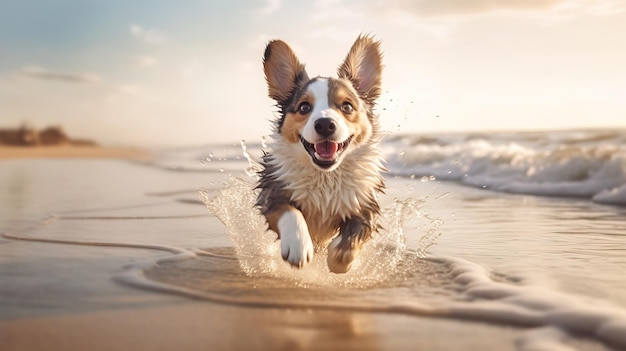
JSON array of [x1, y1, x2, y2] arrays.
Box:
[[240, 140, 262, 179]]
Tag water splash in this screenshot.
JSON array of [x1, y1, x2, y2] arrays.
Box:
[[240, 140, 263, 178], [201, 177, 438, 289]]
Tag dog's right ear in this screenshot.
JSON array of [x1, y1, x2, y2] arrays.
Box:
[[263, 40, 309, 103]]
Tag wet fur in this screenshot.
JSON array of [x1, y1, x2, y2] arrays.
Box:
[[256, 35, 385, 273]]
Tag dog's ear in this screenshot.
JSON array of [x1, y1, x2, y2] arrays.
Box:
[[263, 40, 309, 103], [337, 35, 383, 104]]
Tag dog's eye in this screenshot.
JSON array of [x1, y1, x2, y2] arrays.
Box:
[[297, 102, 311, 114], [341, 102, 354, 114]]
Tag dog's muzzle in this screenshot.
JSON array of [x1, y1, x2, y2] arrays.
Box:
[[300, 136, 353, 170]]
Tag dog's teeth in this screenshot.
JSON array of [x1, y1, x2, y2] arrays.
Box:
[[314, 152, 336, 161]]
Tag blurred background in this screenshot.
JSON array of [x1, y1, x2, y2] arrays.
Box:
[[1, 0, 625, 147]]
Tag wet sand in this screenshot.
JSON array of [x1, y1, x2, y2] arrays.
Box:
[[0, 145, 150, 160], [2, 302, 532, 351], [0, 157, 619, 351]]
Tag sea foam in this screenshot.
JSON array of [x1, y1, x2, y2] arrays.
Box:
[[385, 130, 626, 206]]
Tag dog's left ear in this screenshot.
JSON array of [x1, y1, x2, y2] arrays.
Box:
[[337, 35, 383, 104]]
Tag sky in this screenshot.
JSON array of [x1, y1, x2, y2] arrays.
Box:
[[1, 0, 625, 146]]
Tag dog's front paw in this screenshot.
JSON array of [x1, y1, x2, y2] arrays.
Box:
[[327, 235, 360, 274], [278, 210, 314, 268]]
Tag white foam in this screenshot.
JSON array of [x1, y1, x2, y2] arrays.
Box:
[[593, 184, 626, 205], [440, 256, 626, 350], [385, 130, 626, 206]]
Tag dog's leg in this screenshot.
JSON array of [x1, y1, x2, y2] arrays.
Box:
[[265, 205, 314, 268], [327, 215, 376, 273]]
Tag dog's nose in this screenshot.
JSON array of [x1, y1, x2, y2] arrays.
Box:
[[314, 118, 336, 137]]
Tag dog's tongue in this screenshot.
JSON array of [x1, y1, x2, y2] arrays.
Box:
[[314, 141, 339, 159]]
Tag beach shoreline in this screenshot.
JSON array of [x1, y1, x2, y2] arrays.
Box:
[[1, 140, 625, 351], [0, 145, 150, 160]]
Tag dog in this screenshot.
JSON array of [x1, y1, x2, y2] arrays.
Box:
[[256, 35, 385, 273]]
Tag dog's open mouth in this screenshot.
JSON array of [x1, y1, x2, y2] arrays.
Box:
[[300, 136, 353, 169]]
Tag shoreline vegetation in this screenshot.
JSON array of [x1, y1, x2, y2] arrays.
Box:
[[0, 124, 148, 160]]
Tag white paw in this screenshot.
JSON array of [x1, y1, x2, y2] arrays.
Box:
[[277, 210, 314, 268], [327, 235, 359, 274]]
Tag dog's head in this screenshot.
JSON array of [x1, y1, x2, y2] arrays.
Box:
[[263, 35, 383, 171]]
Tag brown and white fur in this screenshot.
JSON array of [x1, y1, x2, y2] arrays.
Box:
[[256, 35, 385, 273]]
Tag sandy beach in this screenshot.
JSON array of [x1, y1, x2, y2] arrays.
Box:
[[1, 302, 536, 351], [0, 145, 150, 160], [1, 138, 625, 351]]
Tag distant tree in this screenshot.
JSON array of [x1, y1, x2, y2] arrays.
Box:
[[40, 126, 69, 145], [18, 123, 40, 146]]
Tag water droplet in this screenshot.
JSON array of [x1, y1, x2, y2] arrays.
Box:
[[420, 176, 429, 182], [435, 192, 450, 200], [410, 175, 415, 179], [429, 175, 436, 181]]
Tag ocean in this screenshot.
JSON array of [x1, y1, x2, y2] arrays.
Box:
[[2, 129, 625, 350]]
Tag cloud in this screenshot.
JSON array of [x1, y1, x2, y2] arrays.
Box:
[[388, 0, 560, 17], [133, 55, 158, 67], [381, 0, 625, 17], [259, 0, 282, 15], [367, 0, 625, 38], [130, 24, 167, 44], [117, 84, 143, 95], [19, 66, 102, 83]]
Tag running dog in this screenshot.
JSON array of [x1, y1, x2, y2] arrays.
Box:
[[256, 35, 385, 273]]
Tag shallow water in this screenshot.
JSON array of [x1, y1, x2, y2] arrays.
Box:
[[2, 132, 626, 350], [134, 174, 626, 349]]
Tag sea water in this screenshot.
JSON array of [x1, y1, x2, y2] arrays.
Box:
[[136, 129, 626, 349], [2, 129, 626, 350]]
